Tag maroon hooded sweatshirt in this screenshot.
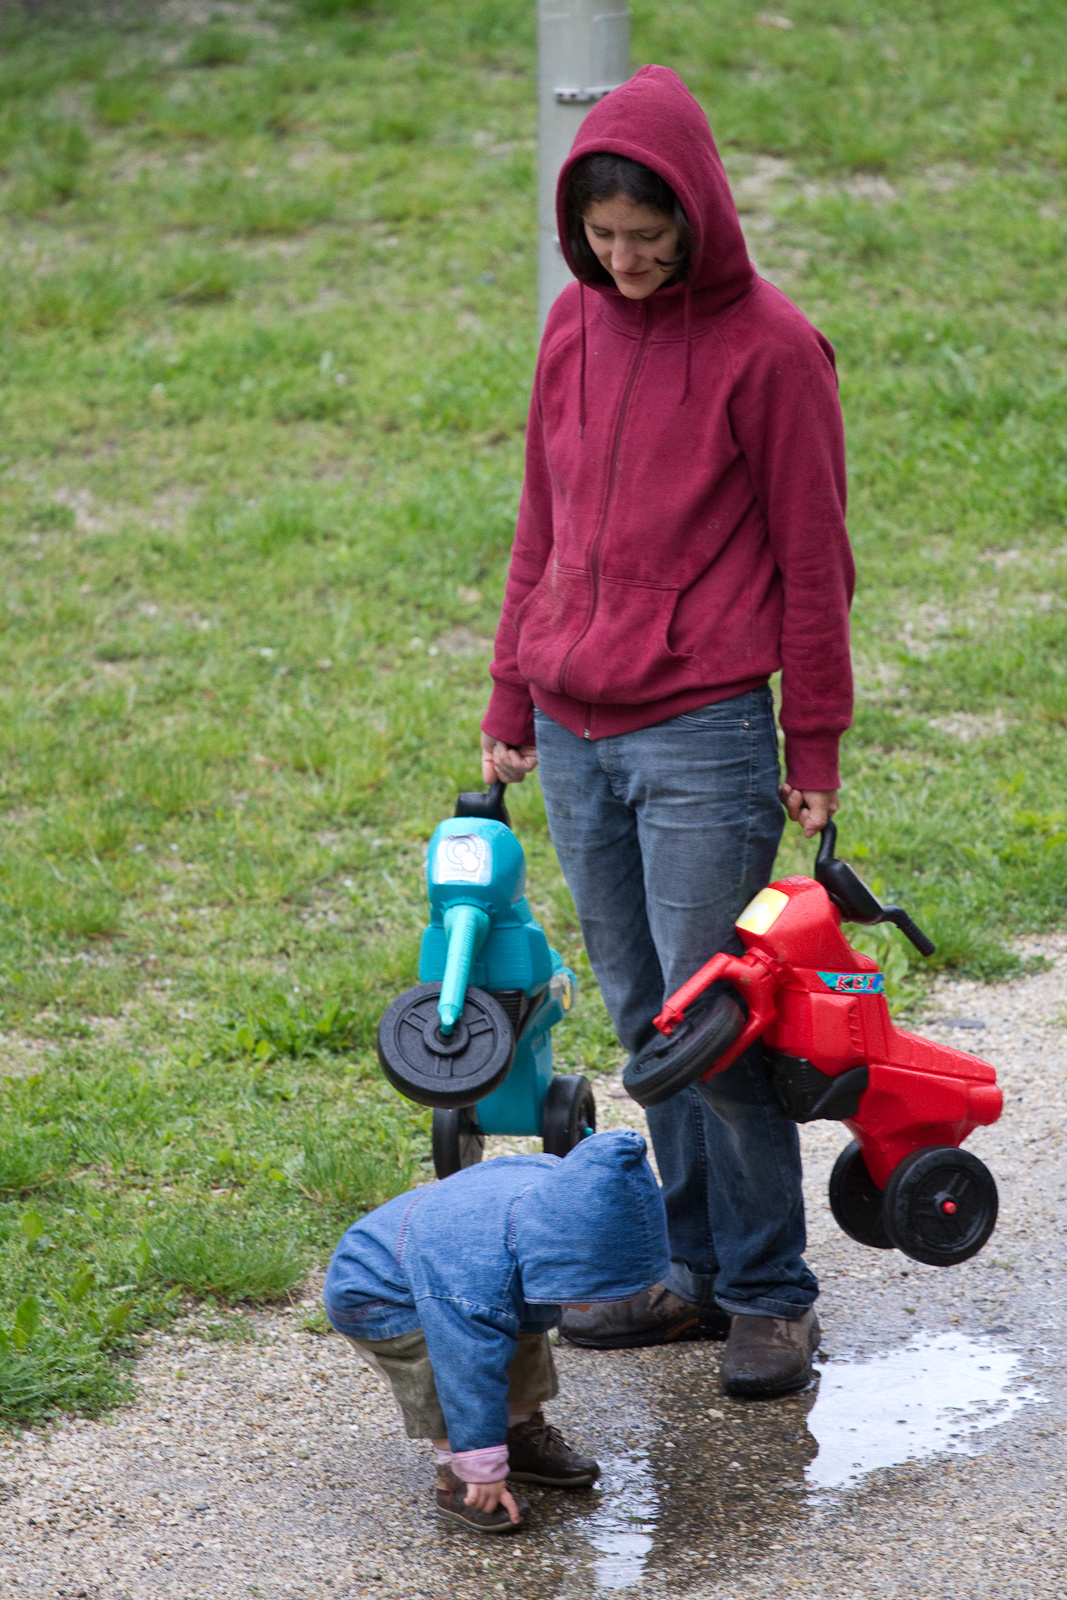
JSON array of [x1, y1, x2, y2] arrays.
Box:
[[482, 65, 854, 791]]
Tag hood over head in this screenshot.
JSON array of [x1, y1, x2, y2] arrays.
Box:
[[555, 64, 754, 312], [512, 1129, 669, 1304]]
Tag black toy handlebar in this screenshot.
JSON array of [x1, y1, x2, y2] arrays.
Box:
[[815, 820, 935, 957], [454, 779, 512, 829], [879, 906, 937, 958]]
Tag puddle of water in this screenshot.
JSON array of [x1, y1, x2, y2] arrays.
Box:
[[587, 1450, 658, 1590], [806, 1331, 1042, 1490], [574, 1332, 1040, 1590]]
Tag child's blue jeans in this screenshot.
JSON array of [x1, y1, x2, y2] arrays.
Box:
[[534, 688, 818, 1319]]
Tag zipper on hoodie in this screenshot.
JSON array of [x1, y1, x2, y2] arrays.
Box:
[[559, 300, 653, 703]]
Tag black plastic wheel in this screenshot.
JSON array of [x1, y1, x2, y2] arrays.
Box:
[[828, 1140, 892, 1249], [883, 1145, 998, 1267], [432, 1107, 485, 1179], [377, 982, 514, 1110], [542, 1074, 597, 1157], [622, 987, 746, 1108]]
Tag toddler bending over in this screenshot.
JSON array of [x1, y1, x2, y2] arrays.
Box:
[[323, 1129, 668, 1533]]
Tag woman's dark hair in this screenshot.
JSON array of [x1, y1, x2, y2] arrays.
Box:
[[564, 153, 692, 286]]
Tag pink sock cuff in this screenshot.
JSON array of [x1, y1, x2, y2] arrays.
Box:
[[451, 1445, 509, 1483]]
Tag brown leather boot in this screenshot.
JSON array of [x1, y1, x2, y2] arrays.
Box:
[[720, 1308, 821, 1399], [505, 1412, 599, 1486], [559, 1282, 730, 1350]]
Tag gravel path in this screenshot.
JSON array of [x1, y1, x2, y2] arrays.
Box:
[[3, 942, 1066, 1599]]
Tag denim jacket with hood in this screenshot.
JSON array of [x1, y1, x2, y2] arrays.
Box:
[[322, 1129, 668, 1452]]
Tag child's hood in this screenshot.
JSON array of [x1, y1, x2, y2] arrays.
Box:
[[512, 1129, 669, 1304], [555, 63, 754, 314]]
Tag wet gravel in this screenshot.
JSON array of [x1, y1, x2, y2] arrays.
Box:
[[2, 940, 1066, 1599]]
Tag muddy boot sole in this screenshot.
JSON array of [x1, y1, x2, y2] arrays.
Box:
[[721, 1366, 815, 1399], [560, 1308, 729, 1351]]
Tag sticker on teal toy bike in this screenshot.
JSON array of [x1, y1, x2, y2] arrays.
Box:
[[432, 832, 492, 886]]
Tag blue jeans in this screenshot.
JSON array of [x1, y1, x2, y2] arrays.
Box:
[[534, 688, 818, 1319]]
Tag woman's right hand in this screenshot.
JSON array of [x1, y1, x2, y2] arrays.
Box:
[[480, 731, 538, 785]]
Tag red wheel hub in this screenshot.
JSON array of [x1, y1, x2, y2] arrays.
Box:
[[940, 1199, 958, 1215]]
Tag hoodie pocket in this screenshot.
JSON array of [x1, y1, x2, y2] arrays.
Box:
[[532, 574, 702, 705], [514, 564, 592, 692]]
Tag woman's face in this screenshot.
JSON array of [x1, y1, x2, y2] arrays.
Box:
[[582, 195, 681, 299]]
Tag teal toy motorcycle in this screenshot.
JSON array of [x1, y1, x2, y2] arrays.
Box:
[[377, 782, 596, 1178]]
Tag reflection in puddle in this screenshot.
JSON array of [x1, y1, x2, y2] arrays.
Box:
[[807, 1331, 1042, 1490], [575, 1332, 1039, 1589], [587, 1450, 658, 1590]]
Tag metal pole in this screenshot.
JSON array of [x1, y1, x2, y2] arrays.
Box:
[[537, 1, 630, 331]]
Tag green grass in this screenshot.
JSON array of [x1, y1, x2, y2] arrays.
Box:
[[0, 0, 1062, 1424]]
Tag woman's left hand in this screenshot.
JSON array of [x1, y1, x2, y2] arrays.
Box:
[[779, 785, 839, 839]]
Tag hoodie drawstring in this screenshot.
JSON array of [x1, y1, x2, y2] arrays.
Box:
[[578, 281, 587, 438], [681, 280, 692, 406]]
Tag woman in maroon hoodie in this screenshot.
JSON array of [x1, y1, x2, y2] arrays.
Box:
[[480, 66, 854, 1398]]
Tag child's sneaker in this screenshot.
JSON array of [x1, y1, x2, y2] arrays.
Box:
[[434, 1466, 528, 1535], [505, 1412, 600, 1486]]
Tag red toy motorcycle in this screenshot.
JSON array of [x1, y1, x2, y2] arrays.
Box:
[[623, 822, 1002, 1267]]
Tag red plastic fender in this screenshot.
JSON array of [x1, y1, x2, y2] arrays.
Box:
[[846, 1063, 1002, 1187]]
